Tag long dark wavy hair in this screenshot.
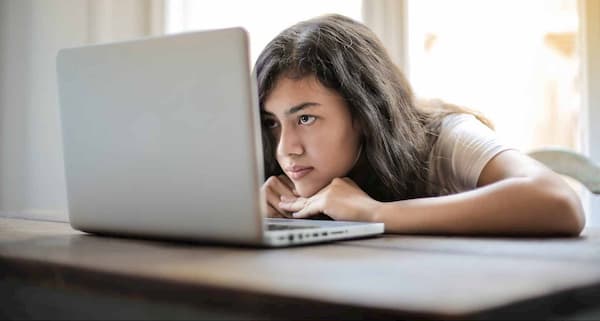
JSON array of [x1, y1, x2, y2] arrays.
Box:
[[254, 14, 491, 201]]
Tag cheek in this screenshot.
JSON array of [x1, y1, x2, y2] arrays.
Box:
[[314, 131, 358, 170], [272, 136, 282, 162]]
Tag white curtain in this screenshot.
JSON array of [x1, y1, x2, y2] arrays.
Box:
[[579, 0, 600, 226], [0, 0, 164, 222]]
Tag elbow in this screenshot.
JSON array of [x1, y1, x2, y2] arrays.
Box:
[[546, 185, 586, 237], [562, 193, 586, 236], [524, 172, 586, 236]]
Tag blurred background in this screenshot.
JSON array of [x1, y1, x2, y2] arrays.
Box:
[[0, 0, 598, 224]]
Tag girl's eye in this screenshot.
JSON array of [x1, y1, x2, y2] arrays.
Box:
[[263, 118, 279, 129], [298, 115, 316, 125]]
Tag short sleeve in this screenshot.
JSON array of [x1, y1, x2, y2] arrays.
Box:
[[427, 114, 514, 195]]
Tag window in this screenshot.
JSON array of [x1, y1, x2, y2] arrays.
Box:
[[165, 0, 362, 65], [407, 0, 581, 153], [164, 0, 598, 224], [167, 0, 581, 153], [406, 0, 597, 222]]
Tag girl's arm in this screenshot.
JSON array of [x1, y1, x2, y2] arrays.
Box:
[[374, 150, 585, 236]]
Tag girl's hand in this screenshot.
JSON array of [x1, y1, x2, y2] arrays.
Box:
[[261, 175, 299, 218], [278, 177, 380, 221]]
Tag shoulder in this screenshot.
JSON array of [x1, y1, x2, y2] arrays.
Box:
[[435, 113, 499, 151], [440, 113, 492, 137], [436, 112, 506, 163], [428, 113, 511, 195]]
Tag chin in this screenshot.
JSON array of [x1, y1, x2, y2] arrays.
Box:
[[295, 182, 326, 198]]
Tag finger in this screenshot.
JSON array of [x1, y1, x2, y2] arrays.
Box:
[[266, 186, 293, 218], [278, 195, 308, 212], [263, 177, 294, 218], [271, 176, 296, 197], [279, 196, 321, 219], [266, 204, 285, 218], [278, 175, 299, 196], [267, 178, 297, 216], [267, 201, 292, 218], [292, 200, 322, 219]]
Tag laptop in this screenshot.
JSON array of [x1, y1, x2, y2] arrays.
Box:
[[56, 27, 384, 247]]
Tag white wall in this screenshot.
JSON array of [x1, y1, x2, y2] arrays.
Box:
[[0, 0, 162, 222]]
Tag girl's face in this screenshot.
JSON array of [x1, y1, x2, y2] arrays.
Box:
[[262, 76, 362, 197]]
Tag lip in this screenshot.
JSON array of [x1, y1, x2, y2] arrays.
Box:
[[285, 165, 314, 180]]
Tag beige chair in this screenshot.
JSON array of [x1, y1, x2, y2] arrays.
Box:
[[527, 147, 600, 194]]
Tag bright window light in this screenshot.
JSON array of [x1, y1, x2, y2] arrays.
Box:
[[407, 0, 581, 153], [166, 0, 362, 65]]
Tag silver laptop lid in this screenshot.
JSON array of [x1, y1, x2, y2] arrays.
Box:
[[57, 28, 265, 243]]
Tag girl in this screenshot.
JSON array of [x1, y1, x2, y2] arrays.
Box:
[[256, 14, 584, 236]]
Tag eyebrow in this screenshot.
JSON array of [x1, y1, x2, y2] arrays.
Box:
[[262, 102, 321, 117]]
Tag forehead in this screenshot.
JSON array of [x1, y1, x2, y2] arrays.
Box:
[[263, 76, 348, 115]]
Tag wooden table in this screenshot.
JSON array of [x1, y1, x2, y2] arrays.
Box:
[[1, 217, 600, 320]]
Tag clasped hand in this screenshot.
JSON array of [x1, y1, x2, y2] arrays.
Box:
[[261, 176, 378, 221]]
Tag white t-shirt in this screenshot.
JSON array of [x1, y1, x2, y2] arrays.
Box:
[[426, 113, 513, 196]]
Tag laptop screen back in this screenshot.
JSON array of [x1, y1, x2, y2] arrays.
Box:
[[57, 28, 265, 244]]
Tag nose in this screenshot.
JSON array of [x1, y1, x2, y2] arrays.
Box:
[[277, 125, 304, 157]]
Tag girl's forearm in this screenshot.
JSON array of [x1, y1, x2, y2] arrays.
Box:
[[372, 177, 585, 236]]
